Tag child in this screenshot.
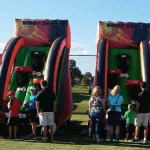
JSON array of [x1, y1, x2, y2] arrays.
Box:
[[27, 86, 37, 140], [7, 91, 20, 139], [104, 114, 110, 139], [124, 104, 135, 141]]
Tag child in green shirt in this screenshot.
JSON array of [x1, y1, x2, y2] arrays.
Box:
[[124, 104, 135, 141]]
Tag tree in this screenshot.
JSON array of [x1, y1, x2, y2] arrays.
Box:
[[84, 72, 92, 78], [69, 59, 83, 85], [72, 67, 83, 80], [69, 59, 76, 70], [81, 72, 93, 86]]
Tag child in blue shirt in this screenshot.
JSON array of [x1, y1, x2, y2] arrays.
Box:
[[28, 86, 37, 139]]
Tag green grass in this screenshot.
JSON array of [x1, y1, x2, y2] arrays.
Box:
[[0, 136, 150, 150], [71, 114, 89, 125], [71, 86, 90, 125], [72, 86, 90, 114], [0, 86, 150, 149]]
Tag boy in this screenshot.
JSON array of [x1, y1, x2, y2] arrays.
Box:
[[27, 86, 37, 140], [124, 104, 135, 141], [7, 91, 20, 139]]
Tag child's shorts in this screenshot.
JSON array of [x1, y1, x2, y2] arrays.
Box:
[[7, 117, 19, 126], [29, 108, 37, 123], [126, 123, 135, 133]]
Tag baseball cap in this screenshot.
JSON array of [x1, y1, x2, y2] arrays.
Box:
[[7, 91, 15, 96], [30, 86, 36, 90]]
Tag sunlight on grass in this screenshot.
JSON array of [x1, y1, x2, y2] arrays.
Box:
[[71, 86, 89, 125], [72, 86, 90, 114], [71, 114, 88, 125]]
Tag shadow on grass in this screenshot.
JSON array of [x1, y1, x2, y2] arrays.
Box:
[[68, 120, 83, 125], [52, 138, 150, 149], [72, 113, 88, 115], [1, 123, 150, 149], [3, 135, 150, 149], [73, 104, 78, 111], [72, 93, 90, 103], [72, 92, 90, 112]]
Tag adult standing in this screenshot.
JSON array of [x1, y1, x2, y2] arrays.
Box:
[[36, 80, 56, 142], [107, 85, 124, 143], [133, 82, 150, 143], [89, 86, 106, 142]]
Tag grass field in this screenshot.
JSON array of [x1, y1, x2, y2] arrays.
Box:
[[71, 86, 89, 125], [72, 86, 89, 114], [0, 136, 150, 150], [0, 86, 150, 150]]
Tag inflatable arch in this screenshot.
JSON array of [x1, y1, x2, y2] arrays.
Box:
[[94, 21, 150, 114], [0, 19, 72, 128]]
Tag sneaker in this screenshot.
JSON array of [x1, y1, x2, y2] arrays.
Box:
[[115, 134, 120, 143], [51, 139, 54, 142], [131, 138, 139, 142], [0, 136, 4, 139], [110, 134, 113, 142], [141, 139, 149, 143], [28, 134, 36, 140], [42, 138, 48, 143], [110, 139, 113, 142], [128, 139, 134, 142], [14, 135, 18, 139], [125, 138, 128, 141]]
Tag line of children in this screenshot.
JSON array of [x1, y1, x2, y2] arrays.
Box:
[[7, 87, 37, 139], [6, 83, 55, 141]]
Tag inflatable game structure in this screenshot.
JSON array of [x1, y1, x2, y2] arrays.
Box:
[[94, 21, 150, 115], [0, 19, 72, 128]]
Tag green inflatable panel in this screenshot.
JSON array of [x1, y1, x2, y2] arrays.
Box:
[[7, 46, 50, 112], [7, 47, 28, 102], [108, 49, 142, 114], [22, 47, 49, 105]]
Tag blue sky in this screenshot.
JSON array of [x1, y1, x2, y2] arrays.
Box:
[[0, 0, 150, 76]]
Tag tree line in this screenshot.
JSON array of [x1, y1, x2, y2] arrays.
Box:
[[69, 59, 94, 86]]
